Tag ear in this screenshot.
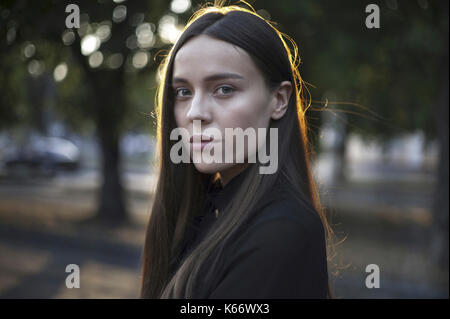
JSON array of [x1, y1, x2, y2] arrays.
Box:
[[270, 81, 293, 120]]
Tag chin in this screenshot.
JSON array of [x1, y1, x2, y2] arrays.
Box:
[[193, 162, 236, 175]]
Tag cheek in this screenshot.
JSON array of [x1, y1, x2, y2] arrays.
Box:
[[218, 93, 271, 130], [173, 105, 185, 127]]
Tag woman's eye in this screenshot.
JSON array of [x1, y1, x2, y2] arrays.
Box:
[[215, 86, 235, 96], [175, 88, 191, 98]]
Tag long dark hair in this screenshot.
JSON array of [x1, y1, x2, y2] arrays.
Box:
[[140, 0, 336, 298]]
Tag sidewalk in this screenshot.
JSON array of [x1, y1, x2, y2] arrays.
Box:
[[0, 170, 151, 298], [0, 172, 447, 298], [0, 196, 148, 298]]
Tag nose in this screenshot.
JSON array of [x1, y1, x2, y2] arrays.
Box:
[[186, 91, 212, 123]]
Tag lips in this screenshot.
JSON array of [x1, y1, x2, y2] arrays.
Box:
[[190, 135, 214, 151], [189, 135, 214, 143]]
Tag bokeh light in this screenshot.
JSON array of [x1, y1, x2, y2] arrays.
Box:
[[113, 5, 127, 23], [81, 35, 101, 56], [23, 42, 36, 58], [27, 59, 44, 77], [107, 53, 123, 69], [136, 23, 155, 49], [53, 63, 68, 82], [95, 22, 112, 43], [62, 30, 76, 46], [158, 14, 183, 44], [132, 51, 149, 69], [88, 51, 104, 68], [170, 0, 191, 14]]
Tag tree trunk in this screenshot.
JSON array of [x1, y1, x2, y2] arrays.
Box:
[[70, 42, 129, 223], [96, 120, 127, 223], [94, 72, 128, 223]]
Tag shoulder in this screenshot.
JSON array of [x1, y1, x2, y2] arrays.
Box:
[[228, 195, 326, 263], [211, 196, 329, 298], [254, 195, 322, 228], [249, 172, 324, 232], [249, 197, 324, 245]]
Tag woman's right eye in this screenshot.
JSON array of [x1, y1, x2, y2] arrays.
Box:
[[175, 88, 191, 98]]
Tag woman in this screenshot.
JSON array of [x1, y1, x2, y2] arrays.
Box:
[[140, 1, 335, 299]]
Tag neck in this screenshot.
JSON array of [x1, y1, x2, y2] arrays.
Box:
[[218, 163, 250, 186]]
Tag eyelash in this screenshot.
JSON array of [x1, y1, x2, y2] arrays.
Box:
[[174, 85, 236, 99]]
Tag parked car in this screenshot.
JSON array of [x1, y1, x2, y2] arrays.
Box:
[[2, 135, 80, 176]]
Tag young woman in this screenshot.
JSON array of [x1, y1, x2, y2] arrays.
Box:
[[140, 1, 335, 299]]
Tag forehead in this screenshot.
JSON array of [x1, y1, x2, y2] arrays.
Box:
[[172, 35, 259, 81]]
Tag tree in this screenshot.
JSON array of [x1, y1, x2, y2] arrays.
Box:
[[251, 0, 448, 268], [0, 0, 172, 222]]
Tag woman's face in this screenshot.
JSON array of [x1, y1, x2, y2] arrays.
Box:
[[171, 34, 291, 181]]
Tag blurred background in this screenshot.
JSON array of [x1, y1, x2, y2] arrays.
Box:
[[0, 0, 447, 298]]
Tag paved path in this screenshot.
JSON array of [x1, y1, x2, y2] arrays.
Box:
[[0, 172, 447, 298]]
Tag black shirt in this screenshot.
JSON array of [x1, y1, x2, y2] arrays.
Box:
[[170, 166, 329, 299]]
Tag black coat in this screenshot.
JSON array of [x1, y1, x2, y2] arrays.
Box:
[[169, 166, 329, 299]]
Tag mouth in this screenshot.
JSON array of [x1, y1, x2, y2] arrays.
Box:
[[189, 135, 214, 143], [190, 135, 215, 151]]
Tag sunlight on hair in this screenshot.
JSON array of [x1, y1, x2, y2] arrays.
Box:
[[143, 0, 343, 299]]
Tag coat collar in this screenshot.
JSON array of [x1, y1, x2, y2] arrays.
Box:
[[204, 165, 252, 214]]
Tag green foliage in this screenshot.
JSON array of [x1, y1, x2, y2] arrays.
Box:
[[0, 0, 170, 135], [0, 0, 447, 142], [234, 0, 448, 141]]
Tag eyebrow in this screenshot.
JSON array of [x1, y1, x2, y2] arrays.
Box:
[[172, 72, 245, 85]]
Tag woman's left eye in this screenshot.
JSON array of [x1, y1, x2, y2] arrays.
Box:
[[215, 86, 235, 96]]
